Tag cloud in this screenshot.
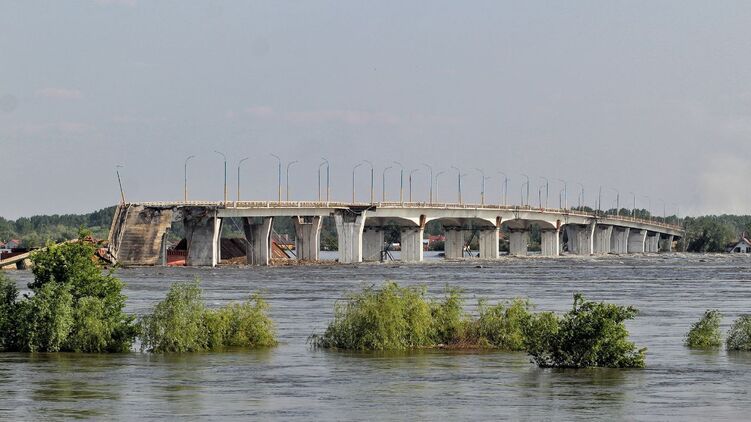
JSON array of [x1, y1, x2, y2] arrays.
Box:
[[35, 88, 83, 100]]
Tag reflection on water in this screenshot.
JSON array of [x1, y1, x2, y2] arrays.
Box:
[[2, 254, 751, 420]]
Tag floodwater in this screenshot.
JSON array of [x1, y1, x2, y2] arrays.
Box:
[[2, 254, 751, 421]]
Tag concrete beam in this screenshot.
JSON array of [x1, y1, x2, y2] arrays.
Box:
[[610, 227, 630, 254], [243, 217, 273, 266], [400, 227, 424, 262], [444, 227, 466, 259], [478, 228, 500, 259], [334, 210, 367, 263], [294, 216, 322, 261], [184, 209, 222, 267], [593, 225, 613, 254], [363, 227, 385, 261], [540, 229, 560, 257], [509, 230, 529, 257]]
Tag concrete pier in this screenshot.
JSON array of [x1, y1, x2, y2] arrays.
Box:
[[243, 217, 273, 266], [184, 209, 222, 267], [110, 204, 174, 265], [445, 227, 466, 259], [660, 234, 675, 252], [540, 229, 560, 257], [628, 229, 647, 253], [509, 230, 530, 256], [362, 227, 384, 261], [610, 227, 630, 254], [294, 216, 322, 261], [334, 210, 367, 263], [646, 232, 660, 253], [566, 224, 595, 255], [400, 227, 424, 262], [478, 228, 500, 259], [593, 225, 613, 254]]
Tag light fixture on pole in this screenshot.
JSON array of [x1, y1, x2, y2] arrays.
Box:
[[556, 178, 567, 209], [451, 166, 463, 204], [237, 157, 249, 203], [435, 170, 446, 203], [521, 174, 530, 207], [382, 166, 392, 202], [214, 150, 227, 204], [115, 165, 126, 204], [409, 168, 420, 202], [475, 168, 486, 205], [183, 155, 195, 202], [393, 161, 404, 203], [321, 157, 330, 202], [352, 162, 364, 203], [270, 153, 282, 203], [497, 171, 508, 206], [422, 163, 433, 204], [539, 176, 549, 209], [363, 160, 374, 204], [286, 160, 299, 201]]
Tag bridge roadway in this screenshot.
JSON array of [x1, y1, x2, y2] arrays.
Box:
[[107, 201, 684, 267]]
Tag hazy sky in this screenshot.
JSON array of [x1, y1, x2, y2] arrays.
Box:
[[2, 0, 751, 219]]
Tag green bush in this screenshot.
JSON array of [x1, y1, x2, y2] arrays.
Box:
[[140, 281, 277, 353], [523, 294, 646, 368], [726, 315, 751, 351], [430, 287, 468, 345], [472, 298, 532, 350], [0, 236, 137, 352], [685, 310, 722, 349]]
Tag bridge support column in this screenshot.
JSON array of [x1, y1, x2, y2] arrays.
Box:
[[610, 227, 630, 254], [478, 228, 500, 259], [242, 217, 273, 266], [112, 204, 175, 266], [660, 235, 674, 252], [593, 225, 613, 254], [509, 230, 529, 256], [184, 210, 222, 267], [646, 232, 660, 253], [444, 227, 465, 259], [540, 229, 560, 257], [566, 223, 595, 255], [400, 227, 424, 262], [334, 211, 367, 264], [627, 229, 647, 253], [294, 216, 322, 261], [363, 227, 384, 261]]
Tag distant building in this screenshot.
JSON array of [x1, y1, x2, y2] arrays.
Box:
[[728, 236, 751, 253], [4, 239, 20, 249]]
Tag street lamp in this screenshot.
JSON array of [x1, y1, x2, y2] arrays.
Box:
[[183, 155, 195, 202], [237, 157, 249, 202], [475, 168, 486, 205], [352, 162, 364, 202], [363, 160, 374, 203], [321, 157, 330, 202], [214, 150, 227, 204], [382, 166, 392, 202], [539, 176, 549, 209], [576, 182, 585, 210], [435, 170, 446, 203], [606, 187, 620, 216], [556, 178, 567, 209], [270, 153, 282, 203], [497, 171, 509, 206], [451, 166, 463, 204], [286, 160, 299, 201], [422, 163, 433, 204], [318, 159, 329, 202], [409, 168, 420, 202], [393, 161, 404, 203], [115, 165, 126, 204], [630, 192, 636, 218], [521, 174, 530, 207], [642, 195, 651, 221], [656, 198, 666, 221]]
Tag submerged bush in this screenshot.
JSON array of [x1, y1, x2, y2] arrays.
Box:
[[140, 281, 277, 353], [523, 294, 646, 368], [685, 310, 722, 349], [0, 236, 137, 352], [726, 315, 751, 351], [310, 282, 534, 351]]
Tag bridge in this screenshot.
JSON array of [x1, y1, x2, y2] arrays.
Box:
[[107, 200, 684, 267]]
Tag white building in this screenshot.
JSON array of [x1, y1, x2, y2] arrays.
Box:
[[729, 237, 751, 253]]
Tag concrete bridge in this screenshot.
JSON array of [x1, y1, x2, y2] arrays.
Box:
[[107, 201, 684, 267]]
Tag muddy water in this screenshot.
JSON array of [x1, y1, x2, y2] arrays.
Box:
[[2, 254, 751, 421]]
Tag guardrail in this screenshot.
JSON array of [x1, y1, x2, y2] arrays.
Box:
[[126, 201, 683, 231]]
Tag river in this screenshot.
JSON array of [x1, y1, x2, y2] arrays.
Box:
[[1, 254, 750, 420]]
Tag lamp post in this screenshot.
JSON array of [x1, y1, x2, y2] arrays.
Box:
[[382, 166, 392, 202], [539, 176, 549, 209], [576, 183, 585, 210], [183, 155, 195, 202], [607, 187, 620, 216], [597, 185, 603, 216], [214, 150, 227, 204], [435, 170, 446, 203], [656, 198, 666, 221], [556, 179, 567, 209], [363, 160, 374, 203], [318, 159, 328, 202], [497, 171, 508, 206], [475, 168, 486, 205], [422, 163, 433, 204], [409, 169, 420, 202], [270, 153, 282, 203], [321, 157, 330, 202], [451, 166, 463, 204], [393, 161, 404, 203], [521, 174, 530, 207], [642, 195, 651, 221], [285, 160, 298, 201], [630, 192, 636, 218], [237, 157, 249, 202], [352, 162, 364, 202], [115, 165, 126, 204]]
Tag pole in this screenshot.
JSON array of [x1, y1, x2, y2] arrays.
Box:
[[475, 168, 485, 205], [521, 174, 530, 206], [451, 166, 462, 204], [409, 169, 419, 202], [556, 179, 567, 209], [270, 154, 281, 203], [286, 160, 299, 201], [435, 170, 445, 203], [630, 192, 636, 217], [321, 157, 330, 202], [116, 165, 125, 204], [539, 177, 549, 209], [497, 171, 508, 206], [353, 162, 364, 202], [382, 166, 392, 202], [422, 163, 433, 204], [394, 161, 404, 203], [363, 160, 374, 204], [237, 157, 249, 202], [183, 155, 195, 202], [214, 150, 227, 204]]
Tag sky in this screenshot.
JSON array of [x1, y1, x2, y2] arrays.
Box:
[[1, 0, 750, 219]]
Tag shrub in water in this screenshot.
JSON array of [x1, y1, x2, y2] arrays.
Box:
[[523, 293, 646, 368], [472, 298, 533, 350], [684, 310, 722, 349], [0, 236, 137, 352], [726, 315, 751, 351], [430, 287, 468, 345], [140, 281, 277, 353]]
